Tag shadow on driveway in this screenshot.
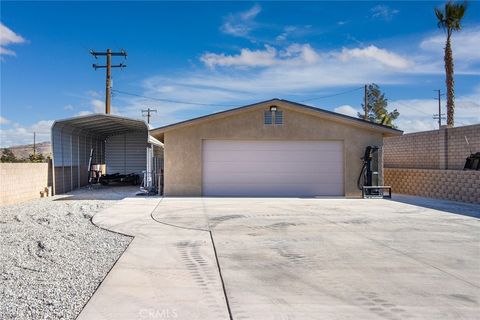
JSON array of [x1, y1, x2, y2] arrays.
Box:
[[388, 194, 480, 218]]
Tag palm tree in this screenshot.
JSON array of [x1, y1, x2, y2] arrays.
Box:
[[434, 1, 467, 127]]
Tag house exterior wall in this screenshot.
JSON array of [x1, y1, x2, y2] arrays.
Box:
[[162, 105, 385, 197]]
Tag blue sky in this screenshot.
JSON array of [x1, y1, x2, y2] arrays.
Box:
[[1, 1, 479, 147]]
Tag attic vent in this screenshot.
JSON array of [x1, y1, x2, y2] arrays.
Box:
[[274, 111, 283, 125], [264, 109, 283, 125], [264, 111, 273, 125]]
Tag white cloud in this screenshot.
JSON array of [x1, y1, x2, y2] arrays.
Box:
[[420, 27, 480, 62], [0, 119, 53, 147], [201, 43, 320, 69], [92, 99, 105, 113], [201, 45, 277, 68], [64, 104, 74, 110], [0, 23, 27, 58], [0, 116, 10, 125], [338, 45, 412, 69], [281, 44, 319, 64], [370, 5, 399, 21], [221, 4, 261, 38], [0, 46, 16, 56], [75, 99, 119, 116], [334, 105, 360, 118], [276, 26, 298, 42], [390, 91, 480, 133]]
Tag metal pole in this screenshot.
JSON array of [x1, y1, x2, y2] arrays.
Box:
[[364, 84, 368, 120], [33, 131, 36, 156], [437, 89, 442, 128], [106, 49, 111, 114]]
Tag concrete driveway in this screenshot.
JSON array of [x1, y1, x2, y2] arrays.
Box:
[[78, 197, 480, 320]]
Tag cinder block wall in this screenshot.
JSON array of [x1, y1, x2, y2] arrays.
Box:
[[383, 124, 480, 204], [446, 125, 480, 170], [384, 124, 480, 169], [383, 129, 440, 169], [0, 162, 53, 206], [384, 169, 480, 204]]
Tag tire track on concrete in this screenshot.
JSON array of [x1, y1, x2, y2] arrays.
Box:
[[151, 197, 234, 320]]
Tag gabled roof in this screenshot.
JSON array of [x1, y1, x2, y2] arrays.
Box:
[[150, 98, 403, 139]]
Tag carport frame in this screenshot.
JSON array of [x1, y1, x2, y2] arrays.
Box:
[[51, 114, 162, 195]]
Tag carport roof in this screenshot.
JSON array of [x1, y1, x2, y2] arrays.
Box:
[[52, 114, 148, 137], [150, 98, 403, 140]]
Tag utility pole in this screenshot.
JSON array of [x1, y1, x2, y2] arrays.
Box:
[[433, 89, 446, 129], [90, 49, 127, 114], [33, 132, 36, 156], [364, 84, 368, 120], [142, 108, 157, 124]]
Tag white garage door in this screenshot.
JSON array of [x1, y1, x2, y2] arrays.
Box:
[[202, 140, 344, 197]]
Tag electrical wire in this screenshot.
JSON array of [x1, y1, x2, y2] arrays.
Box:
[[299, 87, 364, 102], [390, 99, 471, 126], [111, 89, 239, 107], [113, 86, 366, 107], [112, 88, 472, 127]]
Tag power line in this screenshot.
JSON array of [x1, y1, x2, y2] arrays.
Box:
[[389, 99, 433, 116], [391, 98, 470, 127], [113, 86, 365, 107], [112, 89, 239, 107], [299, 87, 364, 102]]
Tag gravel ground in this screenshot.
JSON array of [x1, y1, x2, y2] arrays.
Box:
[[0, 186, 136, 320]]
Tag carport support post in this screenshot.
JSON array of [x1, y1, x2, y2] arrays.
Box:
[[105, 49, 111, 114]]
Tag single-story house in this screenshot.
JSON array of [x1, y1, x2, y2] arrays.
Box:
[[150, 99, 402, 197], [51, 114, 163, 194]]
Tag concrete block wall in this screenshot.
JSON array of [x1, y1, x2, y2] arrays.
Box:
[[384, 124, 479, 203], [384, 124, 479, 170], [0, 162, 53, 206], [446, 124, 480, 170], [383, 129, 440, 169], [384, 168, 480, 204]]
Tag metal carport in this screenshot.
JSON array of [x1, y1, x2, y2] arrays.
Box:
[[51, 114, 163, 194]]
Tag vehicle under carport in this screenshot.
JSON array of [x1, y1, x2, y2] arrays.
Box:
[[51, 114, 163, 195]]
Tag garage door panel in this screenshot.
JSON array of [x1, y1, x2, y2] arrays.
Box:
[[204, 150, 342, 163], [203, 172, 343, 185], [203, 183, 343, 197], [202, 140, 344, 197], [204, 161, 342, 174], [203, 140, 342, 152]]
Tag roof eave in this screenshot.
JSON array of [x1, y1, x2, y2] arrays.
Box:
[[150, 98, 403, 137]]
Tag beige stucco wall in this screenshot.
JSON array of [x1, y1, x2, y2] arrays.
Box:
[[159, 102, 388, 197]]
